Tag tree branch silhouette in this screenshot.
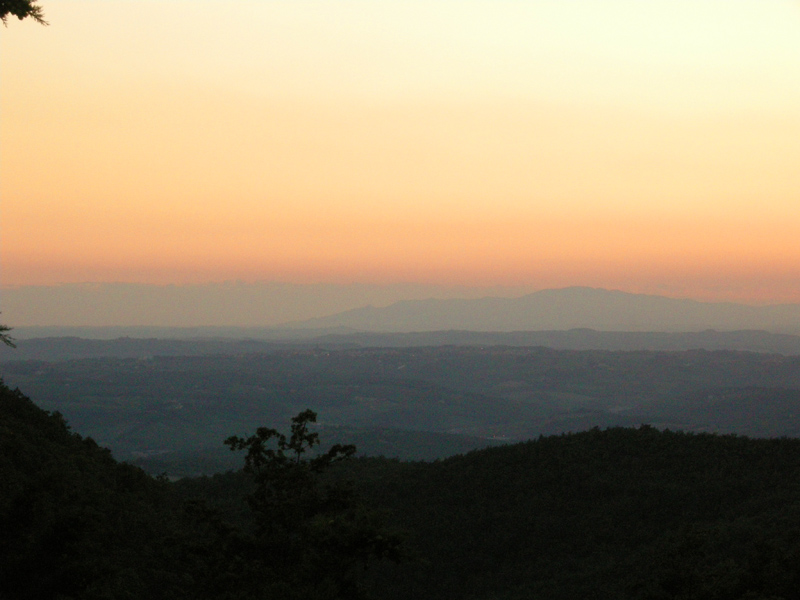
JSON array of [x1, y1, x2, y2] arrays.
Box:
[[1, 0, 47, 26]]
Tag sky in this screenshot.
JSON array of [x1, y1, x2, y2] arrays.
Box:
[[2, 0, 800, 311]]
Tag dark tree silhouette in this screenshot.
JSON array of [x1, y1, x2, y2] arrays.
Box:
[[224, 409, 402, 599], [1, 0, 46, 25], [0, 318, 15, 348]]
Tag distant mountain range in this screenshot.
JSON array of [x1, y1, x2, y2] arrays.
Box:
[[7, 284, 800, 334], [287, 287, 800, 334]]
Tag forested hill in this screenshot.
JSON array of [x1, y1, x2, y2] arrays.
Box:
[[5, 379, 800, 599], [345, 428, 800, 599], [0, 381, 182, 598]]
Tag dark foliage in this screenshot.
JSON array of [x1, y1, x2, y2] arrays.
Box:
[[344, 427, 800, 599], [0, 315, 14, 348], [0, 0, 46, 25], [216, 410, 403, 599], [0, 380, 186, 599]]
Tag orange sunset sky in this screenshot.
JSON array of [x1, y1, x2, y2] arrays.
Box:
[[2, 0, 800, 304]]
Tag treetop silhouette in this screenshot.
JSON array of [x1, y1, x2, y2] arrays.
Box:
[[1, 0, 47, 25]]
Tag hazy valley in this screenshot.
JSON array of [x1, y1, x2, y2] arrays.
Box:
[[4, 338, 800, 477]]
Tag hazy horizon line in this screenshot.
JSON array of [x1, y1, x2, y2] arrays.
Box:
[[1, 280, 797, 306]]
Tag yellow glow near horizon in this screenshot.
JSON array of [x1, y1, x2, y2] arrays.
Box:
[[2, 0, 800, 303]]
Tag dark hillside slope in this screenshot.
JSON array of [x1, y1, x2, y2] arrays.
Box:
[[340, 427, 800, 599], [0, 381, 189, 599]]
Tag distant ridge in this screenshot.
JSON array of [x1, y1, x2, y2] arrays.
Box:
[[5, 329, 800, 359], [285, 287, 800, 334]]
